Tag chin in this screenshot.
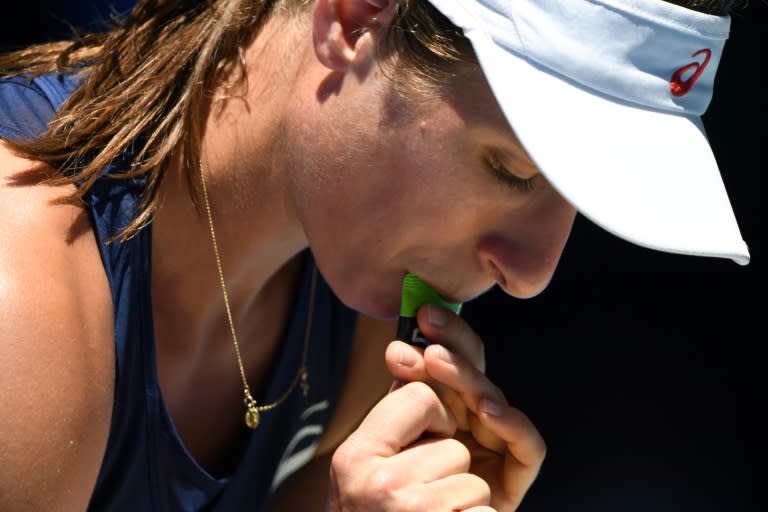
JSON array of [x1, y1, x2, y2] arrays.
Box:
[[329, 278, 401, 320], [339, 292, 400, 320], [363, 306, 400, 321], [312, 255, 402, 319]]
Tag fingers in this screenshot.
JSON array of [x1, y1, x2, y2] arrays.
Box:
[[384, 304, 546, 508], [385, 304, 495, 434], [332, 437, 475, 506], [385, 340, 472, 429], [345, 381, 457, 457], [424, 343, 506, 419], [425, 343, 546, 500], [380, 437, 472, 484], [331, 383, 491, 512], [385, 340, 427, 384], [426, 343, 546, 462], [479, 405, 546, 507], [416, 472, 492, 510], [386, 303, 491, 434], [332, 466, 492, 512], [390, 304, 484, 375], [417, 304, 486, 373], [386, 302, 485, 388]]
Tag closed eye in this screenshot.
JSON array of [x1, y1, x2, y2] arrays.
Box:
[[486, 155, 537, 194]]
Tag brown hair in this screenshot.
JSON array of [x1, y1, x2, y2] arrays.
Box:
[[0, 0, 743, 240], [666, 0, 744, 14]]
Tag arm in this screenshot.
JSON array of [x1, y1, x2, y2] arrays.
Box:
[[0, 143, 115, 511]]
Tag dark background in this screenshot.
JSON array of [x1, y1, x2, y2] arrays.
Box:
[[468, 3, 766, 511], [1, 1, 764, 511]]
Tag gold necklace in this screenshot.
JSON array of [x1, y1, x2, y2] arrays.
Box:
[[199, 159, 313, 430]]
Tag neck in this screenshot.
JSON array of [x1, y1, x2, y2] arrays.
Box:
[[151, 14, 313, 341]]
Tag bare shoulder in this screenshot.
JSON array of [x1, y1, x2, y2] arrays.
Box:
[[0, 141, 114, 511], [315, 314, 397, 455]]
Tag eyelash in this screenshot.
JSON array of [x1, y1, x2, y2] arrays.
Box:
[[486, 158, 537, 194]]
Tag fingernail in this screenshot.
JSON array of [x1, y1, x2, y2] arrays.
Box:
[[398, 344, 419, 367], [434, 345, 455, 363], [427, 305, 447, 327], [481, 398, 504, 417]]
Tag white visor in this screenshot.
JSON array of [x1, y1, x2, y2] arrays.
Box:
[[428, 0, 750, 265]]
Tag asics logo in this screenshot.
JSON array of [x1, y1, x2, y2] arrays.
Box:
[[670, 49, 712, 97]]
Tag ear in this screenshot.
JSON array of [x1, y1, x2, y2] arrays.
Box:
[[313, 0, 397, 70]]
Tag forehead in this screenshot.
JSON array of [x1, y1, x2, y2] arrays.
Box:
[[438, 69, 532, 159], [443, 68, 516, 138], [381, 63, 532, 164]]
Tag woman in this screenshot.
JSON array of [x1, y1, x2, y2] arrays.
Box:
[[0, 0, 749, 510]]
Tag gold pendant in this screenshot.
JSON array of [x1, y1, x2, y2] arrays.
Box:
[[300, 368, 309, 397], [245, 405, 260, 429]]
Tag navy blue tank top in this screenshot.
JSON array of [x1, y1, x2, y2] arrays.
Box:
[[0, 74, 358, 511]]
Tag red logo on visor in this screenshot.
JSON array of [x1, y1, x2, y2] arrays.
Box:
[[670, 49, 712, 97]]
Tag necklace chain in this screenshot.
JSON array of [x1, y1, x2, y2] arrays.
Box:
[[199, 159, 314, 429]]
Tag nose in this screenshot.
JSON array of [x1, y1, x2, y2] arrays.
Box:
[[477, 186, 576, 298]]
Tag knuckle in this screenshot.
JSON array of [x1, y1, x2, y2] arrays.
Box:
[[331, 438, 362, 478], [474, 474, 492, 500], [334, 466, 401, 509], [444, 437, 472, 467], [398, 490, 431, 511], [331, 445, 397, 509], [457, 473, 492, 507], [363, 465, 404, 495], [402, 380, 439, 407]]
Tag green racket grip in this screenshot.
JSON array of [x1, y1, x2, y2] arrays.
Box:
[[396, 273, 462, 347]]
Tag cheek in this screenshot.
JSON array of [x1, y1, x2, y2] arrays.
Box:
[[284, 141, 411, 314], [284, 96, 498, 309], [290, 117, 446, 241]]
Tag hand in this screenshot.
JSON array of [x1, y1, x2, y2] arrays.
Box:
[[385, 304, 546, 511], [329, 380, 495, 511]]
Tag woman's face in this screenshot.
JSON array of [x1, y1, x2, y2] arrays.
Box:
[[285, 64, 576, 319]]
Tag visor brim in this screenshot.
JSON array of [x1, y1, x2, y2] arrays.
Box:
[[469, 31, 750, 265]]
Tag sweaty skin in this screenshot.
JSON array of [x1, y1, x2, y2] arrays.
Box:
[[0, 0, 575, 510]]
